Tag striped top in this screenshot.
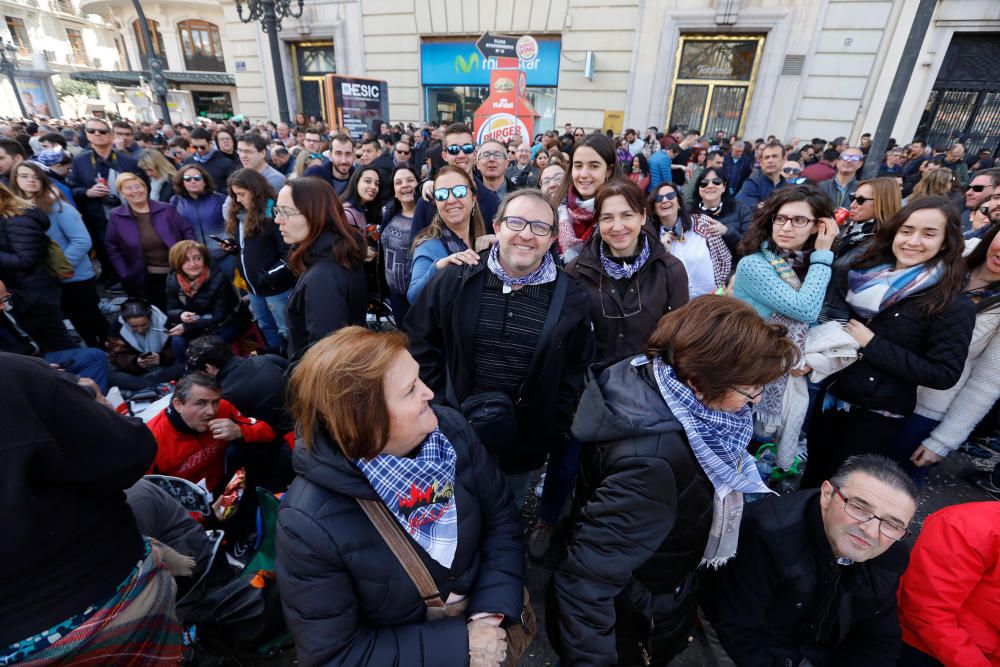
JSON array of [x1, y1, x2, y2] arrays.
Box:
[[471, 273, 554, 396]]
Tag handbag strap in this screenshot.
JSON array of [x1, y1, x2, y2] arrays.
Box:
[[355, 497, 447, 609]]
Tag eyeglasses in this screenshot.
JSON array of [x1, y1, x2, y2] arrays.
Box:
[[599, 272, 642, 318], [839, 154, 864, 162], [773, 214, 815, 228], [501, 216, 554, 236], [433, 185, 469, 201], [832, 486, 910, 541], [478, 150, 505, 161], [730, 385, 765, 401], [967, 184, 992, 193], [273, 205, 302, 219], [182, 175, 204, 182], [540, 174, 564, 187], [782, 167, 802, 174], [849, 193, 873, 205], [191, 144, 210, 152], [655, 191, 678, 202], [85, 127, 109, 135], [446, 143, 476, 155], [699, 178, 723, 187]]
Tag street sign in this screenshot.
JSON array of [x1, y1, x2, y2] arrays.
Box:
[[476, 32, 518, 59]]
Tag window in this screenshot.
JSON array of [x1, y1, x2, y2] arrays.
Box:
[[52, 0, 74, 14], [132, 18, 167, 69], [5, 17, 30, 57], [66, 28, 86, 65], [177, 20, 224, 72], [114, 37, 128, 70]]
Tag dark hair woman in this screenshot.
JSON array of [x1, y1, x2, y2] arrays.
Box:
[[554, 133, 619, 262], [169, 163, 232, 275], [380, 164, 420, 322], [802, 196, 976, 486], [11, 162, 106, 347], [224, 168, 293, 350], [278, 326, 524, 666], [550, 296, 798, 666], [106, 297, 182, 390], [689, 166, 754, 253], [626, 153, 650, 192], [275, 176, 367, 362], [214, 127, 238, 163], [650, 179, 733, 299]]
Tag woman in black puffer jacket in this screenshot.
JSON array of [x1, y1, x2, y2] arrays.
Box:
[[549, 296, 797, 666], [277, 327, 524, 667], [0, 184, 74, 350]]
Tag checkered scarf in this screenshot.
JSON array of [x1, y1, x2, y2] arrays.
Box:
[[486, 241, 557, 294], [355, 428, 458, 567], [600, 235, 651, 280]]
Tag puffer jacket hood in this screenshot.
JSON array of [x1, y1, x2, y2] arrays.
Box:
[[572, 356, 684, 443], [291, 428, 378, 501]]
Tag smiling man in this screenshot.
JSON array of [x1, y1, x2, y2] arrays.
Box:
[[701, 454, 918, 667]]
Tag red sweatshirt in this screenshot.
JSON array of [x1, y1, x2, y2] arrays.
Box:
[[147, 399, 275, 491]]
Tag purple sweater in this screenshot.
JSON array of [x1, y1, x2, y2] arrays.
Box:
[[105, 199, 194, 282]]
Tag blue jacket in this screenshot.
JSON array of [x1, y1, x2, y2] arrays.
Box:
[[276, 406, 524, 667], [723, 153, 754, 194], [45, 199, 95, 283], [647, 149, 673, 191], [732, 249, 834, 323], [735, 172, 784, 209], [169, 192, 227, 257], [408, 177, 499, 245]]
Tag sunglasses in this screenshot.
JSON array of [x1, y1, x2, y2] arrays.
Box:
[[655, 191, 678, 202], [85, 127, 110, 135], [782, 167, 801, 174], [395, 149, 411, 155], [308, 152, 324, 159], [446, 143, 476, 155], [849, 193, 873, 205], [433, 184, 469, 201], [699, 178, 723, 187], [967, 184, 992, 193], [183, 175, 204, 182], [192, 144, 210, 152], [839, 154, 863, 162]]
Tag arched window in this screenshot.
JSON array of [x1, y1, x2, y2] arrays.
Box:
[[178, 20, 225, 72], [132, 19, 168, 70]]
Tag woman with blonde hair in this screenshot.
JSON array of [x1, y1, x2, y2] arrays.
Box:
[[835, 176, 903, 268], [407, 165, 487, 303], [138, 149, 178, 202], [277, 326, 524, 667], [911, 167, 955, 201]]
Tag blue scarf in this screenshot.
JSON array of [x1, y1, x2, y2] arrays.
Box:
[[192, 146, 217, 163], [847, 261, 944, 318], [355, 428, 458, 567], [600, 236, 651, 280], [651, 357, 770, 496], [486, 241, 557, 294]]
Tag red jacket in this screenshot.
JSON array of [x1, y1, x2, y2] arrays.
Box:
[[147, 399, 275, 491], [898, 501, 1000, 667]]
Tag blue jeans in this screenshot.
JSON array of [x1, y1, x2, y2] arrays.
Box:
[[45, 347, 109, 393], [248, 290, 290, 349], [894, 413, 940, 488]]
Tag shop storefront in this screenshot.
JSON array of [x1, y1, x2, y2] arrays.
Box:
[[667, 35, 765, 138], [420, 38, 560, 133]]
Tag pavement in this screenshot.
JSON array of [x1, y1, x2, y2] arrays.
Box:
[[247, 444, 997, 667]]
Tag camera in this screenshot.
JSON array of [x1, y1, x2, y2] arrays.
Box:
[[104, 194, 122, 207]]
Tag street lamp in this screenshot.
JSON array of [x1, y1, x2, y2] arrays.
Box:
[[0, 41, 28, 118], [234, 0, 303, 123]]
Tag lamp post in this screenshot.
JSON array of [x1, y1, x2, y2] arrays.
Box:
[[0, 41, 28, 118], [131, 0, 172, 123], [234, 0, 303, 123]]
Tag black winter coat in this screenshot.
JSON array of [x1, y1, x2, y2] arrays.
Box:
[[165, 265, 241, 338], [821, 265, 975, 415], [701, 489, 909, 667], [232, 217, 295, 297], [217, 354, 292, 434], [275, 407, 525, 667], [0, 207, 59, 304], [403, 256, 594, 473], [566, 229, 689, 368], [550, 357, 714, 665], [67, 149, 142, 230], [285, 231, 367, 362]]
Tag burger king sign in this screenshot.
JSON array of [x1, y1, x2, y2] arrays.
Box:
[[477, 113, 530, 145]]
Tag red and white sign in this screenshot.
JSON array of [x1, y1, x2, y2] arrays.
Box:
[[473, 49, 537, 148]]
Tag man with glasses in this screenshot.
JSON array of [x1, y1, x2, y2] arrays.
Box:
[[410, 123, 501, 242], [477, 139, 516, 198], [68, 117, 143, 286], [961, 168, 1000, 233], [221, 133, 286, 219], [506, 142, 539, 188], [736, 141, 786, 209], [701, 453, 917, 667], [818, 147, 865, 209], [405, 189, 592, 508], [392, 141, 412, 167], [183, 127, 236, 195]]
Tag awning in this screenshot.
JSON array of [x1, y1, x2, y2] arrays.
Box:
[[70, 70, 236, 87]]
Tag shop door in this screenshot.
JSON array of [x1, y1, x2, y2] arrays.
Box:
[[291, 41, 335, 124], [667, 36, 764, 137], [915, 33, 1000, 156]]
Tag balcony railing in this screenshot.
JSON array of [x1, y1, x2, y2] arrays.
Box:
[[183, 52, 225, 72]]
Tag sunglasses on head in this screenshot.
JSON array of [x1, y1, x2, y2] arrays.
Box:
[[655, 191, 678, 202], [183, 175, 204, 182], [85, 127, 109, 135], [433, 184, 469, 201], [446, 143, 476, 155], [699, 178, 723, 187]]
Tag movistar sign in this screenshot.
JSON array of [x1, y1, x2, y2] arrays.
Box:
[[421, 40, 560, 87]]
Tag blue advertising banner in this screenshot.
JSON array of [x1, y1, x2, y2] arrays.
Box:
[[421, 40, 560, 87]]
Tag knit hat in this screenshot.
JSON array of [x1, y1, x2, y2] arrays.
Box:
[[32, 148, 64, 167]]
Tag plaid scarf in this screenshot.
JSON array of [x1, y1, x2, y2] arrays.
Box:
[[600, 235, 650, 280], [847, 261, 944, 318], [651, 358, 771, 566], [692, 213, 733, 288], [356, 428, 458, 567], [486, 241, 557, 294]]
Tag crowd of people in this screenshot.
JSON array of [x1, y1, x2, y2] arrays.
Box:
[[2, 111, 999, 667]]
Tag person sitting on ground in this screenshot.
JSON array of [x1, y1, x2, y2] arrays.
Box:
[[106, 297, 182, 391], [700, 454, 919, 667]]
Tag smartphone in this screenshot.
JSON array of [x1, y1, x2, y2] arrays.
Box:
[[209, 235, 232, 245]]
